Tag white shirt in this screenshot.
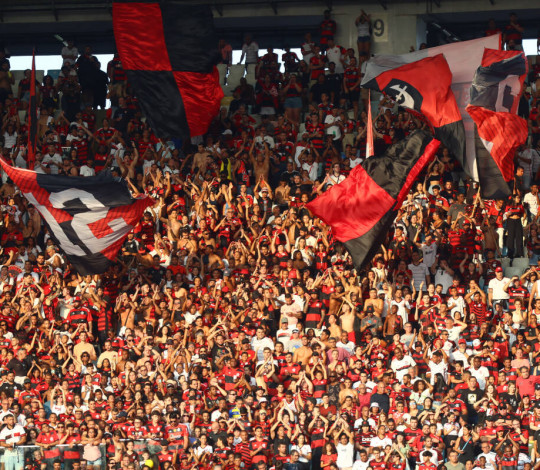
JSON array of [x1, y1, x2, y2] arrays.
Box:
[[391, 356, 417, 381], [421, 243, 438, 268], [302, 161, 319, 181], [370, 436, 392, 448], [326, 45, 344, 73], [241, 42, 259, 64], [349, 156, 363, 168], [488, 277, 510, 300], [419, 449, 439, 466], [428, 359, 448, 384], [324, 114, 342, 140], [478, 451, 498, 470], [524, 191, 539, 217], [434, 268, 454, 294], [42, 153, 63, 174], [251, 336, 274, 361], [0, 423, 26, 445], [79, 165, 95, 177], [447, 296, 466, 317], [337, 442, 355, 468], [468, 365, 490, 390]]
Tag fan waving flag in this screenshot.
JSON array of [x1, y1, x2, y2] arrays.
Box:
[[362, 54, 464, 169], [0, 159, 153, 275], [113, 1, 223, 139], [307, 131, 439, 268], [467, 49, 528, 199]]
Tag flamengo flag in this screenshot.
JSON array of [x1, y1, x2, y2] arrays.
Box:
[[362, 54, 464, 168], [0, 159, 153, 275], [361, 34, 501, 179], [366, 90, 374, 158], [113, 1, 223, 139], [27, 50, 37, 170], [307, 130, 439, 268], [467, 48, 528, 199]]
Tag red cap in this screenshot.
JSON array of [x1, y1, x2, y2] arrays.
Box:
[[495, 267, 503, 273], [458, 339, 466, 344], [496, 426, 505, 432]]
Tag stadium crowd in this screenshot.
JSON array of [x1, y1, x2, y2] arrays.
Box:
[[0, 8, 539, 470]]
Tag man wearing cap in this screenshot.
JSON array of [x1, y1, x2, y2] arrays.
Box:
[[488, 267, 510, 309], [0, 413, 26, 470]]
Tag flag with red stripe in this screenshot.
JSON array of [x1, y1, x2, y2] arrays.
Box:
[[467, 48, 528, 199], [0, 159, 153, 275], [307, 130, 439, 268], [362, 54, 464, 168], [27, 50, 37, 170], [113, 1, 223, 139]]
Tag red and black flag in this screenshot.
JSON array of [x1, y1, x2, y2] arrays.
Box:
[[362, 54, 464, 169], [27, 50, 37, 170], [113, 1, 224, 139], [0, 159, 152, 275], [307, 130, 439, 268], [467, 49, 528, 199]]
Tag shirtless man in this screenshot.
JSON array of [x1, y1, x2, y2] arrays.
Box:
[[177, 229, 198, 254], [293, 336, 313, 366], [364, 288, 384, 316], [0, 60, 14, 103], [339, 301, 358, 343], [328, 284, 347, 315], [161, 208, 182, 241], [192, 144, 212, 174], [249, 141, 270, 182]]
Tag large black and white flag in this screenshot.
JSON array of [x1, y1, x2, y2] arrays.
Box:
[[0, 159, 152, 275]]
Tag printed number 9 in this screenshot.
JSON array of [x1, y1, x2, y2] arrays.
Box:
[[373, 19, 384, 37]]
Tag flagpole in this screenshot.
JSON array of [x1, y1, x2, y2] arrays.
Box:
[[366, 90, 374, 159]]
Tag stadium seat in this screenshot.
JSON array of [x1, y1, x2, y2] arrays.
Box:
[[221, 84, 233, 97], [245, 73, 257, 86], [11, 70, 26, 81], [298, 123, 306, 136], [216, 64, 228, 85], [36, 70, 45, 83], [512, 257, 530, 271], [504, 266, 524, 278], [227, 64, 244, 88], [18, 110, 26, 123], [246, 64, 257, 76], [499, 257, 511, 270]]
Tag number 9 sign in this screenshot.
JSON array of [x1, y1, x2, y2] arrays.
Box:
[[371, 14, 388, 42]]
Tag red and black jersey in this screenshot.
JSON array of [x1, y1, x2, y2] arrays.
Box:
[[344, 67, 360, 89], [320, 19, 336, 43], [305, 300, 325, 329], [310, 425, 326, 449], [249, 438, 269, 465], [305, 123, 325, 149], [95, 127, 116, 144]]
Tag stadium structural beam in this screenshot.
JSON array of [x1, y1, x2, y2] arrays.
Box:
[[380, 0, 387, 10], [270, 1, 278, 14]]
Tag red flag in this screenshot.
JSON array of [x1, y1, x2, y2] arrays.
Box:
[[307, 131, 439, 268], [27, 50, 37, 170], [467, 106, 528, 182], [366, 90, 374, 158]]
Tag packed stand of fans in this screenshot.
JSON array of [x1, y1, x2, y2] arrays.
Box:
[[0, 9, 539, 470]]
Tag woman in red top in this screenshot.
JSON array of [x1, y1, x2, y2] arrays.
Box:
[[320, 442, 338, 468]]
